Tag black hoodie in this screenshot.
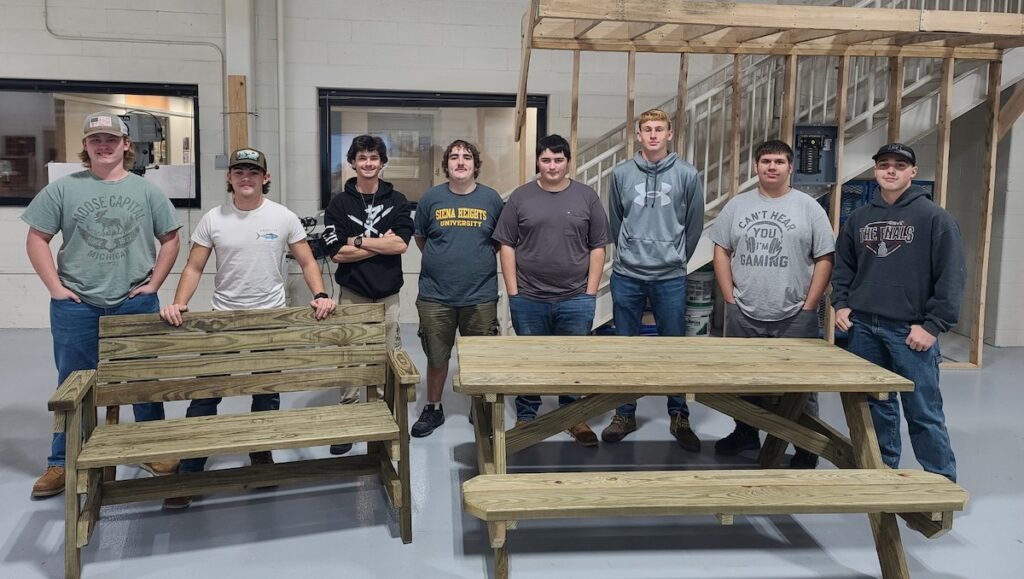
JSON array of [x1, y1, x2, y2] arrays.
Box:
[[323, 178, 413, 299], [831, 185, 965, 336]]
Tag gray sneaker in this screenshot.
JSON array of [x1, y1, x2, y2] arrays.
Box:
[[601, 414, 637, 443]]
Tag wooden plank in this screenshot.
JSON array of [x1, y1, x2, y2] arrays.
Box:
[[514, 3, 535, 142], [998, 79, 1024, 140], [780, 54, 797, 145], [798, 413, 856, 469], [98, 344, 384, 382], [505, 394, 639, 455], [675, 53, 688, 155], [101, 455, 379, 505], [463, 469, 967, 522], [387, 349, 420, 385], [379, 449, 402, 508], [99, 305, 384, 338], [64, 407, 81, 579], [100, 324, 385, 358], [729, 54, 742, 199], [95, 366, 385, 406], [919, 10, 1023, 36], [935, 57, 955, 208], [227, 74, 248, 152], [396, 371, 413, 544], [626, 51, 636, 159], [472, 397, 496, 475], [758, 392, 810, 468], [49, 370, 95, 412], [492, 396, 506, 475], [76, 469, 101, 548], [970, 60, 1001, 367], [831, 54, 850, 239], [887, 56, 905, 143], [570, 50, 580, 176], [841, 393, 909, 579], [528, 37, 1003, 59], [77, 402, 399, 468]]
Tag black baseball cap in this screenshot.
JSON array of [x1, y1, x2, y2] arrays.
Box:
[[872, 143, 916, 166]]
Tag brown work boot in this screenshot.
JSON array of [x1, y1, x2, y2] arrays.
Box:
[[32, 466, 65, 498], [567, 422, 599, 447], [141, 460, 180, 476], [601, 414, 637, 443], [162, 495, 193, 510], [514, 418, 532, 429], [670, 414, 701, 452]]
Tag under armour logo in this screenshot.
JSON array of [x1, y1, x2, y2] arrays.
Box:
[[348, 205, 393, 236], [633, 182, 672, 207]]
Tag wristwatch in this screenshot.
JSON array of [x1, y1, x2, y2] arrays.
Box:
[[353, 236, 363, 248], [313, 292, 330, 300]]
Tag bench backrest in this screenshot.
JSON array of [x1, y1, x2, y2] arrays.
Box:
[[94, 304, 386, 406]]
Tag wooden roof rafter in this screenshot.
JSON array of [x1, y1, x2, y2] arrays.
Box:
[[523, 0, 1024, 59]]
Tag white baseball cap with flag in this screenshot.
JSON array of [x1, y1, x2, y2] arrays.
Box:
[[83, 112, 129, 137]]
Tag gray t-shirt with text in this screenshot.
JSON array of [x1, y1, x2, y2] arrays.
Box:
[[492, 180, 610, 302], [415, 183, 504, 307], [710, 188, 834, 321]]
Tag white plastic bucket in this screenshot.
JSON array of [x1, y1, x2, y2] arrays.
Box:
[[687, 267, 715, 307], [685, 304, 713, 336]]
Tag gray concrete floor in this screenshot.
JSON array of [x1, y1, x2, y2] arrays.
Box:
[[0, 326, 1021, 578]]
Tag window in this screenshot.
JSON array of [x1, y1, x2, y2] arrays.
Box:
[[0, 79, 199, 207], [318, 89, 548, 207]]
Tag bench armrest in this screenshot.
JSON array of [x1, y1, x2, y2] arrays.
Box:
[[48, 369, 97, 412], [387, 349, 420, 385]]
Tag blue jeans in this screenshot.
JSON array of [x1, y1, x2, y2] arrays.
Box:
[[509, 293, 595, 421], [610, 272, 688, 418], [179, 394, 281, 473], [48, 293, 165, 467], [846, 313, 956, 482]]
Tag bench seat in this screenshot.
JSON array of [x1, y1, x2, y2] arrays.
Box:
[[463, 469, 968, 521], [77, 401, 399, 468]]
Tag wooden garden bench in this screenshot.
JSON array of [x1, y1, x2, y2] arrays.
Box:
[[48, 304, 419, 579]]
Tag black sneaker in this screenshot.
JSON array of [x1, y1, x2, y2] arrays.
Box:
[[329, 443, 353, 455], [411, 404, 445, 438], [789, 448, 820, 469], [714, 424, 761, 455]]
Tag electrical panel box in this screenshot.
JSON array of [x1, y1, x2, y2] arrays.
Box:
[[792, 124, 838, 186]]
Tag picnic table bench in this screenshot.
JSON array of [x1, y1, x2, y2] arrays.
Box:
[[48, 304, 419, 579], [454, 336, 968, 579]]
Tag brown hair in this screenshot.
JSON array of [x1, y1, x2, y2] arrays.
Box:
[[78, 138, 137, 170], [441, 139, 482, 179]]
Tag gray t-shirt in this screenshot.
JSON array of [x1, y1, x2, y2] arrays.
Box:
[[414, 183, 504, 307], [21, 170, 181, 308], [492, 180, 610, 302], [710, 188, 835, 321]]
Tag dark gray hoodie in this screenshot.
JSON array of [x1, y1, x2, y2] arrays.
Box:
[[609, 152, 705, 280], [831, 184, 965, 336]]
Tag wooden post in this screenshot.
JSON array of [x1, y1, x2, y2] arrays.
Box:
[[228, 75, 249, 151], [998, 79, 1024, 140], [780, 54, 798, 145], [826, 54, 850, 344], [626, 51, 637, 159], [729, 55, 742, 199], [887, 56, 904, 142], [514, 4, 534, 144], [675, 53, 689, 155], [570, 50, 581, 176], [934, 57, 955, 208], [970, 60, 1002, 367]]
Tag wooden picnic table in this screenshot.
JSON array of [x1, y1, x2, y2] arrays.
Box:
[[454, 336, 968, 579]]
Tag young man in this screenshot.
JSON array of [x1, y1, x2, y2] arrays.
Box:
[[833, 143, 964, 482], [709, 140, 835, 468], [411, 140, 503, 437], [22, 111, 181, 498], [324, 135, 413, 454], [158, 148, 336, 508], [603, 108, 705, 450], [492, 134, 610, 446]]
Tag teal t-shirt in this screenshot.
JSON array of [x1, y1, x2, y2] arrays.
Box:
[[414, 183, 504, 306], [21, 170, 181, 308]]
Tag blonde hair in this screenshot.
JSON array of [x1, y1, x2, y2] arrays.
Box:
[[637, 108, 672, 131], [78, 138, 137, 170]]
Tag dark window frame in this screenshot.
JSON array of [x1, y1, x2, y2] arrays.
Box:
[[0, 78, 200, 208], [317, 88, 548, 209]]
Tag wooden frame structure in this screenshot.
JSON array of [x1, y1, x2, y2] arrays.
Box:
[[514, 0, 1024, 367]]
